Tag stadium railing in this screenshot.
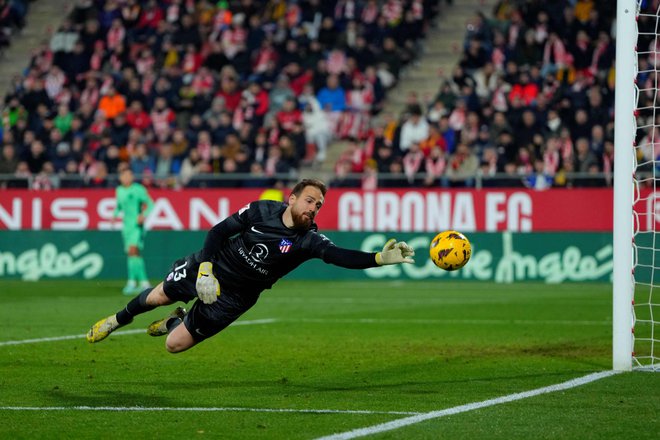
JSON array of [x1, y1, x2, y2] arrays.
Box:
[[0, 171, 615, 190]]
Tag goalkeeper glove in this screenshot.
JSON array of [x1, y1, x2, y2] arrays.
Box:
[[196, 262, 221, 304], [375, 239, 416, 265]]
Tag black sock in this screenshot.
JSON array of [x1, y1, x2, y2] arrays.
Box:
[[166, 317, 183, 333], [116, 288, 157, 325]]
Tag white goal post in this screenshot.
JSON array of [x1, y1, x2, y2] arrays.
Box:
[[614, 0, 659, 372]]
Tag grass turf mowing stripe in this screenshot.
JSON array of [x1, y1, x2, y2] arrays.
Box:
[[0, 316, 607, 347], [0, 318, 277, 347], [315, 370, 622, 440], [0, 406, 421, 416]]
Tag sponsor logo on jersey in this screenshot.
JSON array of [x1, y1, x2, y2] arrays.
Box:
[[249, 243, 269, 262], [238, 246, 269, 275], [279, 238, 292, 253]]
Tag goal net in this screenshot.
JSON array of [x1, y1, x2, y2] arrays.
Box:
[[617, 0, 660, 371]]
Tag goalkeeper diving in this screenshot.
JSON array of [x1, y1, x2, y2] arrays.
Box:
[[87, 179, 415, 353]]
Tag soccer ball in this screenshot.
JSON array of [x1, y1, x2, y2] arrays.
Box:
[[429, 230, 472, 271]]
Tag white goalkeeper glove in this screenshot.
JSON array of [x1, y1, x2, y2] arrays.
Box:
[[375, 239, 416, 265], [196, 261, 221, 304]]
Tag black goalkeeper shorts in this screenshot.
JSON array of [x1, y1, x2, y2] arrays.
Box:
[[162, 254, 261, 342]]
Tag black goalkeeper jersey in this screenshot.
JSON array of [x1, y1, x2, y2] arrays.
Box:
[[194, 200, 377, 294]]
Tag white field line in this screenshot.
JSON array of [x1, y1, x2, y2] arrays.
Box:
[[0, 318, 277, 347], [315, 370, 621, 440], [288, 318, 609, 326], [0, 406, 420, 416]]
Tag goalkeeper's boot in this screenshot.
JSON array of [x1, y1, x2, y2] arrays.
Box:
[[146, 307, 187, 337], [86, 314, 122, 343]]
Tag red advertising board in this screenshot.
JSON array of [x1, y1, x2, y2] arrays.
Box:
[[0, 188, 617, 232]]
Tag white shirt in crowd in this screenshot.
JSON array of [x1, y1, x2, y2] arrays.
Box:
[[399, 115, 430, 152]]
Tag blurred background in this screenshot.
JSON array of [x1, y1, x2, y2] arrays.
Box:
[[0, 0, 618, 190]]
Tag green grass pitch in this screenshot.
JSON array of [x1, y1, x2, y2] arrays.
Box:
[[0, 279, 658, 439]]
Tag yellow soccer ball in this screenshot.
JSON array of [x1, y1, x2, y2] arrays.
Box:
[[429, 230, 472, 271]]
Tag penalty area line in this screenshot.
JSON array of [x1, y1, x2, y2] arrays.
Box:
[[0, 406, 421, 416], [0, 318, 277, 347], [315, 370, 622, 440]]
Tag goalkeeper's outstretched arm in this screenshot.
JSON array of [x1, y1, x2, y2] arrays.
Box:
[[322, 239, 415, 269]]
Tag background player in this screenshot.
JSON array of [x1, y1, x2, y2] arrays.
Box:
[[87, 179, 415, 353], [114, 167, 154, 295]]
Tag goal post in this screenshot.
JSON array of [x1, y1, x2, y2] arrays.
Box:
[[612, 0, 636, 371], [615, 0, 660, 372]]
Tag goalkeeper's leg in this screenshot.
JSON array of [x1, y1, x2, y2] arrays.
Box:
[[164, 319, 198, 353], [86, 283, 174, 343], [147, 306, 187, 337], [160, 290, 261, 354]]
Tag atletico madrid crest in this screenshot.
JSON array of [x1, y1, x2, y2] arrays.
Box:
[[279, 238, 292, 253]]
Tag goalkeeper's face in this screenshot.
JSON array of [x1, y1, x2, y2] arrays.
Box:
[[290, 186, 324, 229]]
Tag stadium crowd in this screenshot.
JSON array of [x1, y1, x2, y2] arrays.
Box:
[[0, 0, 627, 190], [0, 0, 440, 189], [332, 0, 619, 189]]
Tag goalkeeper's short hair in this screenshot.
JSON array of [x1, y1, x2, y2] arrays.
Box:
[[290, 179, 327, 198]]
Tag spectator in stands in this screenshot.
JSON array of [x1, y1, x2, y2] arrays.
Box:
[[88, 159, 113, 188], [444, 143, 479, 188], [9, 160, 30, 188], [541, 32, 569, 78], [473, 62, 500, 101], [317, 73, 346, 113], [554, 158, 576, 189], [153, 142, 179, 185], [268, 74, 295, 118], [508, 71, 539, 107], [437, 115, 457, 154], [574, 137, 599, 173], [0, 143, 18, 177], [571, 108, 592, 142], [402, 142, 425, 186], [150, 97, 176, 143], [480, 146, 501, 175], [524, 159, 553, 190], [52, 141, 73, 173], [515, 30, 543, 69], [130, 143, 155, 175], [125, 100, 151, 131], [374, 143, 394, 174], [419, 123, 448, 157], [331, 160, 360, 188], [515, 110, 540, 152], [423, 146, 447, 187], [98, 85, 127, 120], [32, 161, 60, 190], [179, 147, 207, 188], [23, 139, 49, 174], [461, 38, 489, 73], [60, 159, 84, 188], [276, 97, 302, 134], [302, 93, 332, 165], [399, 104, 430, 154], [379, 158, 409, 189], [263, 145, 290, 185]]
